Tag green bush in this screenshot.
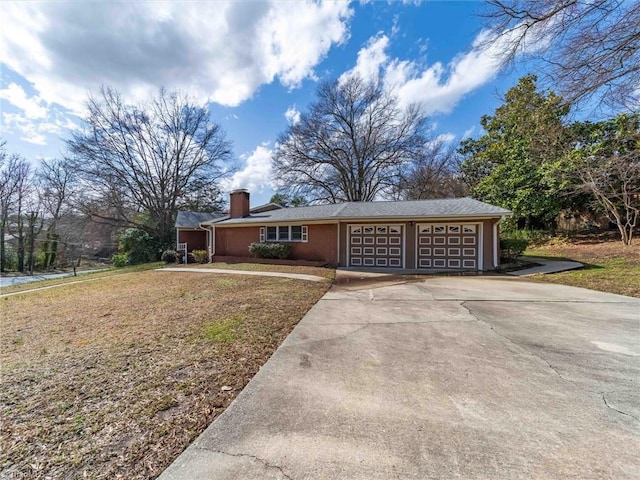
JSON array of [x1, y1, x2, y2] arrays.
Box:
[[248, 242, 293, 259], [500, 238, 530, 263], [161, 249, 178, 264], [111, 253, 129, 267], [503, 228, 548, 246], [191, 249, 209, 264], [118, 228, 157, 265]]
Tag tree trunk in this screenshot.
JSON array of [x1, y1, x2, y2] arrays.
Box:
[[50, 234, 59, 267], [28, 217, 35, 275], [0, 217, 5, 272], [17, 234, 24, 272]]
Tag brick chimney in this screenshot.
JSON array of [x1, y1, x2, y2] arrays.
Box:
[[229, 189, 250, 218]]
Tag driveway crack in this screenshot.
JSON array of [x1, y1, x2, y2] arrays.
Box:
[[460, 301, 578, 386], [206, 448, 293, 479], [601, 393, 639, 422]]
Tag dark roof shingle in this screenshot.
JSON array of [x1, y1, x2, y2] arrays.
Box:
[[175, 211, 224, 228], [213, 197, 510, 225]]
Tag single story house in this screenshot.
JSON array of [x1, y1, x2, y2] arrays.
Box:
[[176, 189, 511, 271]]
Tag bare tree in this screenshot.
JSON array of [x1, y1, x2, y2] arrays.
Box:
[[0, 153, 31, 271], [67, 87, 233, 245], [37, 158, 78, 269], [6, 160, 34, 272], [392, 138, 467, 200], [482, 0, 640, 110], [567, 114, 639, 245], [272, 76, 430, 203]]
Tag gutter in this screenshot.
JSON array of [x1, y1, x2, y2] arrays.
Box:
[[213, 213, 512, 227]]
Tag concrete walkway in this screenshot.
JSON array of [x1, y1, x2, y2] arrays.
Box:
[[507, 256, 583, 276], [158, 267, 327, 282], [0, 269, 106, 288], [159, 277, 640, 480]]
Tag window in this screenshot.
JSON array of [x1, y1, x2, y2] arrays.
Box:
[[265, 226, 277, 241], [260, 225, 308, 242], [291, 226, 303, 241]]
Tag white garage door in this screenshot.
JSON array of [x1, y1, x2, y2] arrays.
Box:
[[349, 224, 404, 268], [416, 223, 479, 270]]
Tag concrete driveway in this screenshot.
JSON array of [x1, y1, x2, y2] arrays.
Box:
[[160, 276, 640, 480]]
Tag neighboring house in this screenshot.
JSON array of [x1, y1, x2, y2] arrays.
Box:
[[177, 189, 511, 271]]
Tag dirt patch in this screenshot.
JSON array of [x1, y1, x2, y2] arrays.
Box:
[[0, 271, 331, 479]]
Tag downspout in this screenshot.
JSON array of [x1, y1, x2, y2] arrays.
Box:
[[210, 225, 215, 260], [493, 216, 506, 269], [198, 223, 214, 262], [336, 222, 340, 267]]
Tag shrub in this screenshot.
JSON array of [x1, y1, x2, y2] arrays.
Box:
[[500, 238, 530, 263], [161, 249, 178, 264], [503, 228, 549, 247], [248, 242, 293, 259], [111, 253, 129, 268], [191, 249, 209, 264], [117, 228, 157, 265]]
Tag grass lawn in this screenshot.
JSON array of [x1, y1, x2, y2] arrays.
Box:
[[1, 268, 332, 479], [525, 233, 640, 298]]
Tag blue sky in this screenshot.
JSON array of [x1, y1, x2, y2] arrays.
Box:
[[1, 0, 544, 206]]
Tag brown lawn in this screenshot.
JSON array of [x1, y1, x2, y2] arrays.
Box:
[[526, 233, 640, 298], [0, 269, 331, 479]]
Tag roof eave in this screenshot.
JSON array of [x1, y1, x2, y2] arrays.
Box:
[[214, 212, 512, 226]]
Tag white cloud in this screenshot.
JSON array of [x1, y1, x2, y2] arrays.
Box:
[[2, 112, 76, 146], [0, 1, 353, 115], [390, 25, 550, 114], [0, 83, 48, 119], [222, 143, 274, 193], [462, 126, 476, 139], [340, 33, 389, 83], [435, 132, 455, 144], [340, 22, 548, 116], [285, 105, 301, 125]]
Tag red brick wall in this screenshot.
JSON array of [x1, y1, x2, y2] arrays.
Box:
[[215, 226, 261, 257], [178, 230, 207, 251], [289, 224, 337, 263], [229, 190, 250, 218], [214, 224, 338, 264]]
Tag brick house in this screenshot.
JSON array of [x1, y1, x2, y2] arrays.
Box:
[[176, 189, 511, 271]]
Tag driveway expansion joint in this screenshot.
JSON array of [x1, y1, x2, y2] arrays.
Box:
[[202, 447, 293, 480]]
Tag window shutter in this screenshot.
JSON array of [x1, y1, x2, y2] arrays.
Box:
[[260, 227, 265, 242], [302, 225, 308, 242]]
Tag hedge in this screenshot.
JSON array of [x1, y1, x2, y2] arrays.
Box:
[[248, 242, 293, 260]]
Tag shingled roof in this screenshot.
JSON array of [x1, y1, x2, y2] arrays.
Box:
[[175, 211, 224, 228], [212, 197, 510, 225]]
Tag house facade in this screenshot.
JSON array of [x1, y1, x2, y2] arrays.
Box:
[[177, 189, 511, 272]]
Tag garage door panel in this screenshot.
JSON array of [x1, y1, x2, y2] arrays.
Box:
[[417, 223, 478, 270], [349, 224, 403, 268]]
